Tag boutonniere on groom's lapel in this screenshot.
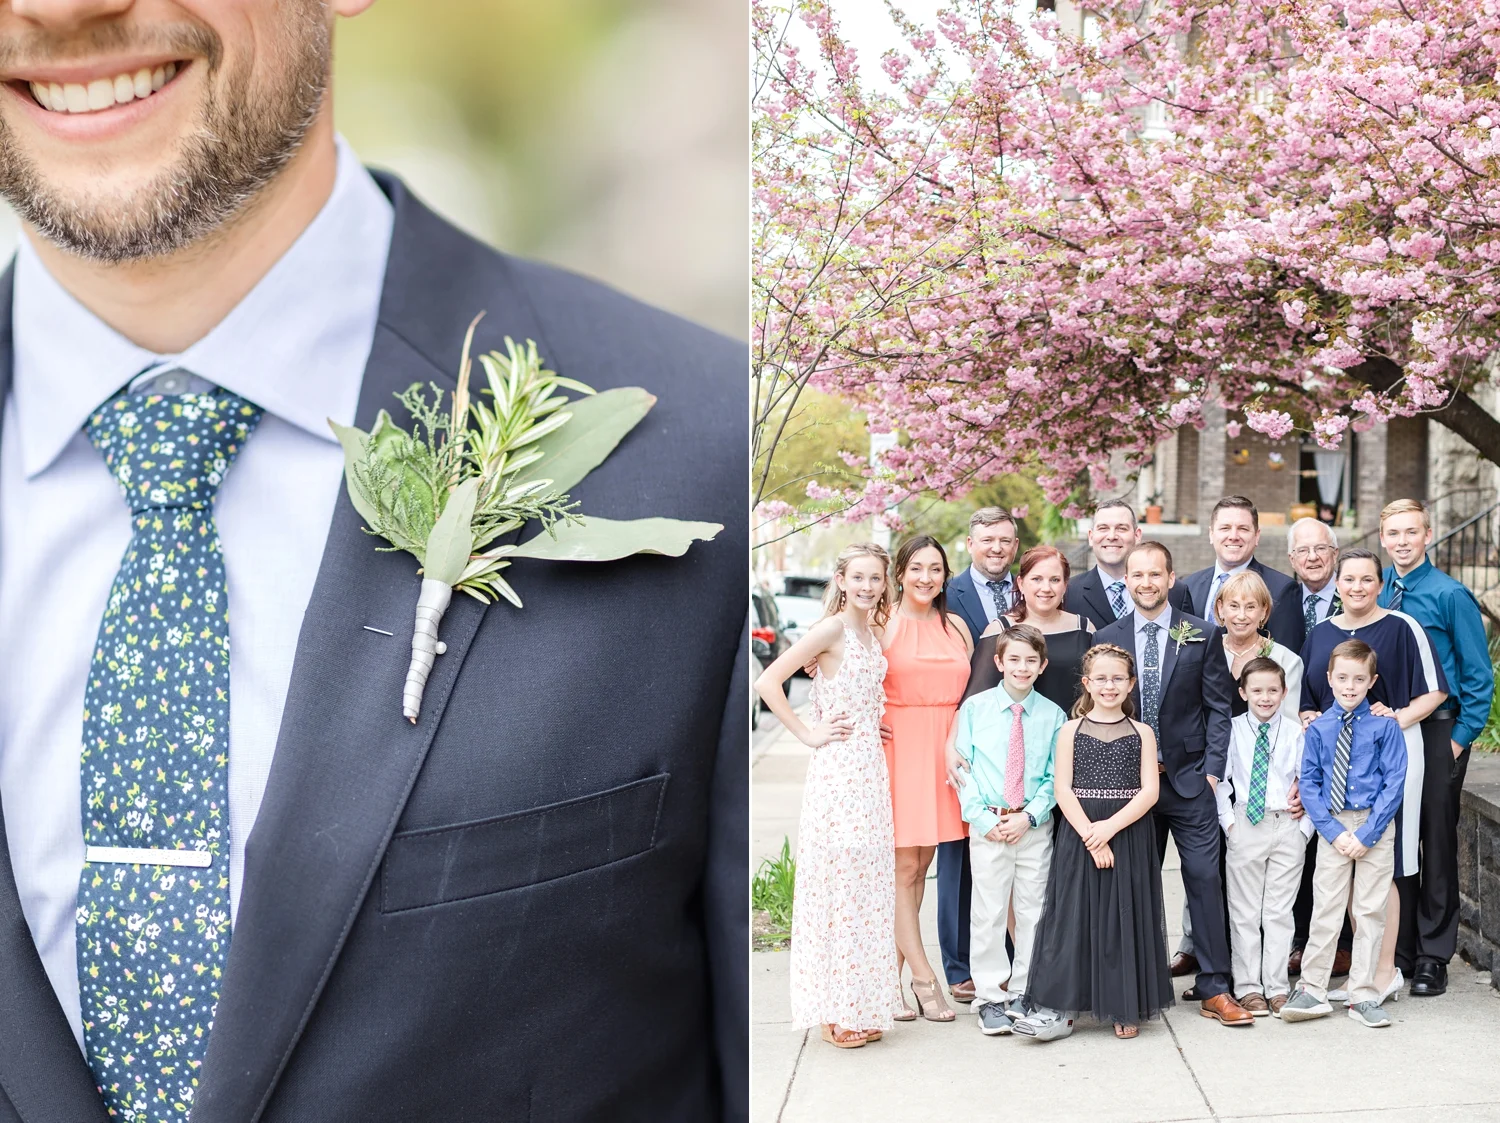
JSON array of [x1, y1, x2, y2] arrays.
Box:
[[1167, 620, 1205, 655], [331, 314, 722, 722]]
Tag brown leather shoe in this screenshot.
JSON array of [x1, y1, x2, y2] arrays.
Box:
[[1200, 994, 1255, 1026], [1169, 952, 1199, 978], [1332, 948, 1352, 977], [1238, 992, 1270, 1017], [1287, 947, 1303, 977], [949, 979, 976, 1003], [1268, 994, 1289, 1018]]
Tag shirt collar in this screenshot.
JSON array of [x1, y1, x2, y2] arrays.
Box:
[[11, 136, 393, 479], [1392, 558, 1433, 588], [1095, 565, 1124, 587], [970, 564, 1008, 589], [1301, 581, 1334, 603], [999, 685, 1036, 713], [1331, 698, 1372, 722], [1134, 606, 1173, 634], [1214, 559, 1252, 580]]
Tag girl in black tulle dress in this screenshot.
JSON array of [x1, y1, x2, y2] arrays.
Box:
[[1017, 644, 1174, 1040]]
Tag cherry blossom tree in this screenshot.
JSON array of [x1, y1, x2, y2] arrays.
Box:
[[753, 0, 1500, 519]]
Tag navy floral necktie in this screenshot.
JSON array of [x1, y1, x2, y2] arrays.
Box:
[[75, 386, 261, 1121]]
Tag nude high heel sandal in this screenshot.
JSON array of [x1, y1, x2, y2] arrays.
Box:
[[909, 978, 956, 1022]]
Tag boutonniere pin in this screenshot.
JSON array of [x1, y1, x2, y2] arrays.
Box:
[[330, 314, 722, 722], [1167, 620, 1205, 654]]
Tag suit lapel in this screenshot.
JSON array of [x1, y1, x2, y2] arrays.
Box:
[[1081, 569, 1114, 624], [0, 265, 112, 1123], [1158, 613, 1181, 694], [195, 180, 552, 1122]]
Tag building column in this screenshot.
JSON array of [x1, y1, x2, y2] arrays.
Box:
[[1198, 401, 1227, 527], [1356, 421, 1388, 536]]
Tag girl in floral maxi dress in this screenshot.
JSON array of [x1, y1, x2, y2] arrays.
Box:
[[756, 543, 899, 1049]]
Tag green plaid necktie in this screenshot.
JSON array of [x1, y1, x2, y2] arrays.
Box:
[[75, 386, 262, 1121], [1245, 721, 1272, 825]]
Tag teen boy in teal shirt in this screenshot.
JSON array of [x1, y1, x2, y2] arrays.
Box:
[[952, 624, 1065, 1036], [1378, 498, 1495, 994]]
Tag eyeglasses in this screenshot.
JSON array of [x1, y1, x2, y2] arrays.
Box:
[[1289, 545, 1336, 558], [1086, 675, 1131, 687]]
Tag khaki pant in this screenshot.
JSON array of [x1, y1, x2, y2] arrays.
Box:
[[969, 823, 1052, 1006], [1225, 807, 1306, 1000], [1301, 809, 1395, 1004]]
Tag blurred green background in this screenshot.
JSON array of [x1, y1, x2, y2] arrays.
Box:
[[332, 0, 745, 340]]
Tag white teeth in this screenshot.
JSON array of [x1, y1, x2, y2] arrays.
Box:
[[28, 63, 181, 113]]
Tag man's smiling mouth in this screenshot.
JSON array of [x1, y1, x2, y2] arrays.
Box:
[[21, 62, 184, 114]]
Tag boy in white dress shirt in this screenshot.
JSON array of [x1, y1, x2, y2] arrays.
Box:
[[1217, 657, 1314, 1017]]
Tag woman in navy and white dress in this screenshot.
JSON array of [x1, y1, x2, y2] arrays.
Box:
[[1299, 547, 1447, 1002]]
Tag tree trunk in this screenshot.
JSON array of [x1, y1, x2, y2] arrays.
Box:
[[1347, 355, 1500, 470]]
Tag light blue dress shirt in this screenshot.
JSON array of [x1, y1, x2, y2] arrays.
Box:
[[953, 685, 1064, 835], [1300, 700, 1408, 848], [0, 137, 393, 1047]]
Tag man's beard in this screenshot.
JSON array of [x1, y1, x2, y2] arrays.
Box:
[[0, 9, 328, 263]]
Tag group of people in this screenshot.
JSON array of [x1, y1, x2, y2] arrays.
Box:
[[755, 495, 1494, 1047]]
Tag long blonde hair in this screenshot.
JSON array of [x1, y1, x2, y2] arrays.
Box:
[[1071, 644, 1138, 720], [822, 542, 892, 627]]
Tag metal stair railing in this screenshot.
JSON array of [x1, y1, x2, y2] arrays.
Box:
[[1344, 487, 1492, 552], [1429, 498, 1500, 623]]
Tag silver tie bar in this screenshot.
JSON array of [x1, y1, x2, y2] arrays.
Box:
[[84, 846, 212, 868]]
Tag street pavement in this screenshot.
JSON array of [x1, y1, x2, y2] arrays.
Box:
[[753, 717, 1500, 1123]]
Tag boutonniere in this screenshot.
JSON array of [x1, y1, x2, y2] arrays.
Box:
[[330, 314, 722, 722], [1167, 620, 1205, 654]]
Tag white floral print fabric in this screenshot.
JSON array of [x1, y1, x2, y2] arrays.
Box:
[[790, 621, 899, 1032], [76, 387, 261, 1121]]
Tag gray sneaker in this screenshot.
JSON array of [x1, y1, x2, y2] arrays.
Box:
[[1278, 986, 1333, 1022], [977, 1001, 1013, 1036], [1348, 1000, 1391, 1028], [1012, 1007, 1075, 1041]]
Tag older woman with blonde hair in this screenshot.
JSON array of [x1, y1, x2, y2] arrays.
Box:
[[1214, 570, 1304, 721]]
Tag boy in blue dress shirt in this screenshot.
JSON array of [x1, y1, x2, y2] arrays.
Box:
[[951, 624, 1066, 1036], [1282, 639, 1408, 1028]]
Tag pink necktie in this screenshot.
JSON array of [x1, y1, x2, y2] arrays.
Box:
[[1005, 702, 1026, 809]]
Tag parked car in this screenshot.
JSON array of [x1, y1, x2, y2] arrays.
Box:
[[752, 585, 792, 725], [773, 575, 828, 668]]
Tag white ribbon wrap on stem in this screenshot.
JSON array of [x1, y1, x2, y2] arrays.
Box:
[[403, 577, 453, 722]]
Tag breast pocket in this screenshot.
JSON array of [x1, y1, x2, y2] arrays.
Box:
[[380, 773, 670, 913]]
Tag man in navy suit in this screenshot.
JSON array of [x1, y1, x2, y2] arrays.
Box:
[[1092, 542, 1252, 1026], [938, 507, 1020, 1001], [1066, 499, 1191, 630], [1179, 496, 1299, 650]]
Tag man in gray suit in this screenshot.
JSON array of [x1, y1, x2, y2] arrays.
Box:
[[0, 3, 745, 1121]]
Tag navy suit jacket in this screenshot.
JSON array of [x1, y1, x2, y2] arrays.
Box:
[[1091, 610, 1234, 799], [947, 567, 996, 643], [1180, 559, 1300, 651], [1065, 564, 1191, 631], [0, 176, 747, 1122]]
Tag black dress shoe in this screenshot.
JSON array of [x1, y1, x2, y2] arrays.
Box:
[[1411, 961, 1448, 997]]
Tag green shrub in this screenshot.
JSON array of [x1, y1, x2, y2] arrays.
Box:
[[1476, 635, 1500, 752], [752, 837, 796, 943]]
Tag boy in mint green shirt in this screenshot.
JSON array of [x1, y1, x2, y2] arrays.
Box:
[[953, 624, 1066, 1036]]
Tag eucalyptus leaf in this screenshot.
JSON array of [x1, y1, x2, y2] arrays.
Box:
[[509, 515, 722, 562], [328, 419, 382, 528], [512, 387, 655, 494], [424, 478, 480, 585]]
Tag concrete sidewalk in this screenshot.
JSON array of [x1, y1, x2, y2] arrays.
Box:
[[753, 721, 1500, 1123]]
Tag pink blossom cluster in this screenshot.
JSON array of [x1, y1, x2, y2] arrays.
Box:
[[753, 0, 1500, 517]]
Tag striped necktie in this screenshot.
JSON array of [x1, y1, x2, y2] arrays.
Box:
[[1207, 572, 1229, 625], [75, 386, 262, 1121], [1329, 710, 1356, 813], [1388, 579, 1405, 612]]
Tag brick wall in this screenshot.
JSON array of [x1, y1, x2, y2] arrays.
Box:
[[1386, 415, 1429, 508], [1221, 426, 1300, 526]]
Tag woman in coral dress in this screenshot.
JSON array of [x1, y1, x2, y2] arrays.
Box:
[[756, 542, 899, 1049], [882, 535, 973, 1022]]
